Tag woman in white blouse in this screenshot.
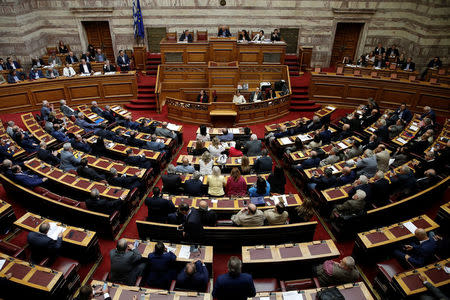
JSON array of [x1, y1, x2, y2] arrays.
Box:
[[207, 137, 225, 157], [63, 63, 76, 77], [232, 90, 246, 104], [199, 151, 214, 175], [252, 30, 265, 41], [196, 125, 210, 142]]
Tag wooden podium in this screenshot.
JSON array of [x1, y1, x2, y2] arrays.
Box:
[[209, 102, 237, 127]]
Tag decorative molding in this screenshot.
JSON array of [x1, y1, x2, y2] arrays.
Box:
[[332, 8, 376, 15], [70, 7, 114, 15]]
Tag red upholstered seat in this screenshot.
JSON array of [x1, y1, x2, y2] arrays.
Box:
[[280, 278, 317, 291], [50, 257, 80, 279], [0, 241, 26, 259], [33, 186, 48, 194], [59, 197, 79, 206], [45, 191, 61, 201], [253, 278, 280, 293], [376, 258, 405, 282]]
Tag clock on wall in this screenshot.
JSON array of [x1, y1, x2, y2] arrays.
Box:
[[220, 0, 226, 6]]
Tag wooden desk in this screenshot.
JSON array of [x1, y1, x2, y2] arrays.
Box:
[[91, 280, 211, 300], [111, 125, 173, 147], [186, 140, 236, 153], [24, 157, 129, 201], [209, 109, 237, 127], [251, 282, 373, 300], [264, 117, 308, 134], [135, 117, 184, 134], [51, 108, 86, 136], [275, 126, 337, 148], [179, 173, 269, 189], [0, 252, 64, 297], [110, 105, 132, 118], [426, 118, 449, 153], [341, 65, 419, 79], [21, 113, 56, 145], [0, 121, 25, 158], [77, 105, 109, 125], [391, 114, 421, 146], [393, 259, 450, 296], [122, 238, 213, 264], [15, 212, 100, 262], [0, 72, 138, 114], [0, 199, 16, 232], [195, 127, 250, 137], [309, 72, 450, 115], [355, 215, 439, 255], [177, 154, 257, 168]]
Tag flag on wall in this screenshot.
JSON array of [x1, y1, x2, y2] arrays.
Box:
[[133, 0, 145, 39]]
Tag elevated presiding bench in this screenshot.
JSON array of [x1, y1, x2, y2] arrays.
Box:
[[136, 220, 317, 249], [15, 212, 101, 262], [0, 72, 138, 114]]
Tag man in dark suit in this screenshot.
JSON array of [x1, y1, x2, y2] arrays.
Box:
[[145, 187, 176, 222], [11, 165, 47, 188], [86, 188, 122, 215], [168, 202, 188, 225], [374, 119, 389, 142], [27, 222, 62, 264], [374, 54, 387, 68], [176, 260, 209, 292], [107, 167, 142, 191], [303, 115, 322, 133], [79, 59, 93, 74], [197, 90, 209, 103], [402, 57, 415, 71], [77, 158, 105, 181], [75, 285, 112, 300], [420, 106, 436, 124], [162, 164, 183, 194], [81, 51, 94, 63], [184, 171, 203, 196], [146, 241, 177, 288], [386, 44, 399, 57], [347, 175, 371, 202], [369, 171, 390, 206], [392, 103, 413, 123], [7, 70, 25, 83], [334, 124, 352, 141], [218, 26, 231, 37], [249, 87, 263, 102], [415, 169, 439, 190], [198, 200, 217, 226], [103, 60, 116, 73], [212, 256, 256, 300], [374, 43, 385, 55], [90, 101, 104, 115], [336, 167, 356, 186], [414, 151, 437, 177], [37, 141, 59, 166], [110, 238, 146, 285], [117, 50, 130, 71], [307, 167, 337, 191], [254, 149, 272, 173], [294, 150, 320, 171], [183, 205, 204, 242], [394, 228, 437, 267], [29, 67, 44, 80], [65, 51, 79, 64], [390, 165, 417, 196], [125, 149, 152, 169], [179, 30, 193, 42], [5, 57, 21, 69], [70, 134, 92, 153]]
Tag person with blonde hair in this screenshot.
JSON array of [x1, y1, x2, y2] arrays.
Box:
[[207, 166, 226, 197], [199, 151, 213, 175], [226, 167, 247, 197], [208, 137, 225, 157]]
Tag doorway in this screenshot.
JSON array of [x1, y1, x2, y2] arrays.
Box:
[[330, 23, 363, 66], [82, 21, 114, 62]]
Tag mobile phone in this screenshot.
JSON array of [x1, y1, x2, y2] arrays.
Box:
[[134, 240, 139, 248], [103, 282, 107, 290]]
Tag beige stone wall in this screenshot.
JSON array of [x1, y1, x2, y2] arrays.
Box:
[[0, 0, 448, 70]]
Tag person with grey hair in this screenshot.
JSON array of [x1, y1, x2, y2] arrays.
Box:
[[175, 157, 195, 174], [86, 188, 123, 215], [308, 167, 337, 191], [6, 121, 14, 137], [162, 164, 183, 194], [212, 256, 256, 300], [391, 164, 417, 196], [347, 175, 370, 200], [314, 256, 359, 286], [331, 189, 366, 219], [60, 142, 81, 171], [355, 149, 377, 177], [374, 118, 389, 142], [147, 134, 166, 151], [244, 134, 262, 156], [155, 122, 177, 141], [184, 171, 203, 196], [320, 147, 341, 166], [59, 99, 76, 118], [369, 170, 390, 206], [264, 124, 289, 143], [231, 203, 265, 227], [110, 238, 146, 286], [0, 159, 13, 177], [107, 167, 142, 190], [304, 115, 322, 132], [375, 144, 390, 172], [75, 111, 104, 134], [90, 100, 103, 115], [420, 105, 436, 124], [40, 100, 53, 121], [207, 166, 226, 197], [37, 141, 59, 166]]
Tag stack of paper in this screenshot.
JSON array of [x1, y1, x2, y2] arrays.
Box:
[[397, 137, 407, 144], [389, 158, 395, 166], [0, 259, 6, 271], [229, 128, 240, 134], [47, 222, 66, 240], [403, 221, 418, 234], [179, 245, 191, 259], [326, 106, 336, 111], [93, 72, 102, 76], [280, 137, 292, 144], [409, 125, 419, 131], [271, 195, 287, 206], [282, 291, 303, 300], [167, 123, 178, 131], [111, 106, 120, 111], [330, 166, 340, 174], [166, 245, 177, 253], [104, 72, 116, 75], [337, 142, 348, 149]]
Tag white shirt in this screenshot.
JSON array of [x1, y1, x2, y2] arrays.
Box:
[[253, 92, 259, 102], [63, 67, 76, 77], [199, 159, 214, 175], [233, 95, 246, 104], [82, 64, 89, 74], [252, 34, 264, 41], [207, 144, 225, 157]]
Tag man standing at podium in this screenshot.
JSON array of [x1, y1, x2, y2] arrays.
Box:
[[218, 26, 231, 37]]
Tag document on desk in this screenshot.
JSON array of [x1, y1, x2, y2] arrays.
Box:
[[403, 221, 418, 234], [167, 123, 179, 131], [337, 142, 348, 149], [282, 291, 303, 300], [47, 222, 66, 240], [179, 245, 191, 259], [396, 137, 407, 144], [326, 106, 336, 111], [165, 245, 177, 253], [280, 137, 292, 144], [298, 135, 311, 142], [229, 128, 240, 134], [0, 259, 6, 271]]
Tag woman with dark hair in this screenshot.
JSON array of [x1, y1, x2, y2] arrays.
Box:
[[87, 44, 96, 58], [192, 139, 208, 156], [58, 41, 68, 54], [146, 241, 177, 289], [248, 176, 270, 197], [238, 30, 251, 41], [295, 199, 315, 222], [196, 125, 210, 142], [267, 166, 286, 194], [356, 55, 367, 67], [226, 168, 247, 197], [91, 136, 107, 155], [240, 156, 251, 175], [229, 140, 243, 157]]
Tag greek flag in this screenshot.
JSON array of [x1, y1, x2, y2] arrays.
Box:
[[133, 0, 145, 39]]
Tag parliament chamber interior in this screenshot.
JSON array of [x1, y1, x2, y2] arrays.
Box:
[[0, 1, 449, 299]]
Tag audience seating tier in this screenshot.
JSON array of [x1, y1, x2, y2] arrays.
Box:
[[0, 199, 16, 232]]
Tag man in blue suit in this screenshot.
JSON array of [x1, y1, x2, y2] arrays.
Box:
[[391, 103, 413, 124], [212, 256, 256, 300], [420, 106, 436, 124], [40, 100, 53, 121], [145, 187, 176, 223], [183, 205, 204, 243], [117, 50, 130, 71], [29, 67, 44, 80], [75, 112, 104, 134], [7, 70, 25, 83], [124, 149, 152, 169], [11, 165, 47, 188], [336, 167, 356, 186], [5, 57, 21, 70], [176, 260, 209, 291], [146, 241, 177, 288], [307, 167, 337, 191], [294, 150, 321, 171], [394, 228, 437, 267], [50, 124, 69, 142], [27, 222, 62, 264]]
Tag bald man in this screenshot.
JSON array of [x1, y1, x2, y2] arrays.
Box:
[[27, 222, 63, 264], [394, 228, 437, 267], [231, 203, 265, 227], [110, 238, 146, 285], [314, 256, 359, 286], [176, 260, 209, 291], [198, 200, 217, 226]]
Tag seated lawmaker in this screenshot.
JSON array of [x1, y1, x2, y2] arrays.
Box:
[[293, 150, 320, 171], [238, 30, 251, 41], [218, 128, 234, 142], [60, 143, 81, 171], [65, 51, 78, 64], [86, 188, 123, 215], [75, 112, 104, 134], [146, 241, 177, 289], [252, 30, 265, 41], [11, 165, 47, 188], [37, 141, 59, 166], [420, 106, 436, 125], [51, 124, 69, 142], [6, 57, 21, 69], [95, 49, 107, 62], [394, 228, 437, 267], [162, 164, 183, 194], [110, 238, 146, 285], [314, 256, 359, 286], [307, 167, 337, 191], [416, 169, 439, 190], [212, 256, 256, 300], [124, 149, 152, 169], [254, 149, 272, 173], [155, 122, 177, 140], [71, 134, 92, 153], [117, 50, 130, 71], [145, 187, 176, 222], [79, 59, 93, 74], [77, 158, 105, 181], [249, 176, 270, 197], [218, 25, 231, 37], [232, 90, 246, 104], [40, 100, 53, 121], [15, 132, 38, 153], [46, 66, 59, 79], [402, 57, 415, 71], [103, 60, 116, 73], [207, 166, 226, 197], [60, 99, 77, 118], [331, 189, 366, 219], [226, 168, 247, 197], [176, 260, 209, 292], [75, 285, 111, 300], [63, 63, 76, 77], [197, 89, 208, 103], [179, 30, 193, 42], [264, 202, 288, 225], [231, 203, 265, 227], [175, 157, 195, 174], [249, 87, 263, 102], [184, 171, 203, 197], [270, 29, 281, 41], [355, 149, 377, 178], [146, 134, 166, 152], [29, 67, 44, 80], [27, 222, 62, 264], [108, 167, 142, 190], [7, 70, 25, 83]]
